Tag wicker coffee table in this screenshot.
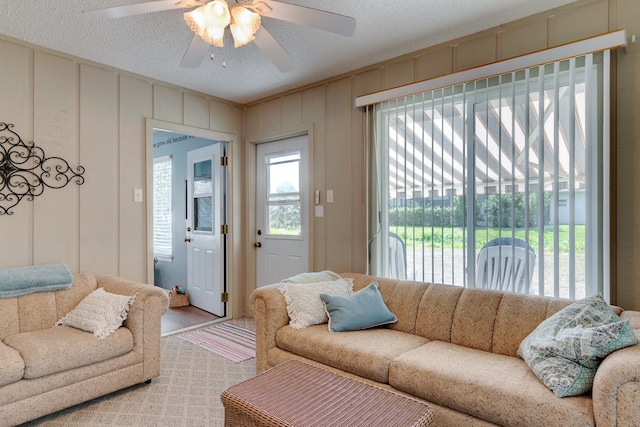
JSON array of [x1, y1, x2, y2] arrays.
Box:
[[221, 360, 434, 427]]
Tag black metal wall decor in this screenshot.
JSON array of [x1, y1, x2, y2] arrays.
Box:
[[0, 122, 85, 215]]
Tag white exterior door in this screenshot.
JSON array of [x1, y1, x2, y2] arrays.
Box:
[[255, 136, 309, 287], [186, 143, 225, 315]]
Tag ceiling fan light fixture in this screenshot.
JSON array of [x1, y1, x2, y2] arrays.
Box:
[[184, 0, 230, 47], [203, 0, 231, 28], [231, 6, 261, 30], [229, 6, 261, 48], [230, 22, 254, 47], [183, 6, 208, 37], [201, 25, 225, 47]]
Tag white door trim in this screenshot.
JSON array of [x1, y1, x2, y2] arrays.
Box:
[[245, 124, 314, 294], [145, 119, 237, 317]]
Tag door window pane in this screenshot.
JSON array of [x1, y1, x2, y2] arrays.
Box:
[[193, 159, 213, 231], [194, 196, 212, 231], [267, 152, 301, 236], [268, 203, 301, 235], [194, 160, 212, 196]]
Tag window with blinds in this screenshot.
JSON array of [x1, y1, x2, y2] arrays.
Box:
[[369, 51, 610, 300], [153, 155, 173, 261]]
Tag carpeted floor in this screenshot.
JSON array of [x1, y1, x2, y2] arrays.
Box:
[[21, 319, 256, 427]]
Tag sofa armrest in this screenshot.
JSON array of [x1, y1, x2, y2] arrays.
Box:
[[250, 283, 289, 373], [96, 275, 169, 380], [592, 340, 640, 427]]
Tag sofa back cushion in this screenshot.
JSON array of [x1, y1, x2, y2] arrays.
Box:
[[344, 273, 427, 335], [384, 280, 430, 334], [0, 297, 20, 338], [342, 273, 579, 358], [415, 284, 463, 342], [450, 288, 504, 352], [0, 273, 97, 339], [491, 293, 573, 356]]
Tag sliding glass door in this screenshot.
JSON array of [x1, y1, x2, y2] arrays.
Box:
[[370, 51, 610, 300]]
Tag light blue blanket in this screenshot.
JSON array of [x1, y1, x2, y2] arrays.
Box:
[[0, 264, 73, 298]]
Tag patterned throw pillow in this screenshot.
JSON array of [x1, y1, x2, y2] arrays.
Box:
[[54, 288, 137, 339], [280, 278, 353, 329], [518, 293, 638, 397]]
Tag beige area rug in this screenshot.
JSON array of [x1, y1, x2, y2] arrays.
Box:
[[21, 319, 256, 427]]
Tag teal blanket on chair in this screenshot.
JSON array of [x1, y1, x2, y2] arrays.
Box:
[[0, 264, 73, 298]]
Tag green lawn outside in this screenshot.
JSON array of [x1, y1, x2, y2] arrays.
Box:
[[390, 225, 586, 253]]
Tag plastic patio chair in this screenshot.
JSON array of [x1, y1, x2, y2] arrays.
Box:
[[475, 237, 535, 293], [388, 232, 407, 280]]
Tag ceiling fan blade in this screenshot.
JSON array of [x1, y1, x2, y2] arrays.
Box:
[[83, 0, 194, 21], [253, 27, 295, 73], [180, 34, 209, 68], [258, 0, 356, 37]]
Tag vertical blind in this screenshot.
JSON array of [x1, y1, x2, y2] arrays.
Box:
[[369, 51, 610, 299], [153, 155, 173, 259]]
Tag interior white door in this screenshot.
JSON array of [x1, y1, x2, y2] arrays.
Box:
[[255, 136, 309, 287], [186, 143, 225, 315]]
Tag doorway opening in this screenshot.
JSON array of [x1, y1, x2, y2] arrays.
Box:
[[149, 124, 230, 335]]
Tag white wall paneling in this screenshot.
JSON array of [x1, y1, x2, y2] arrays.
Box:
[[33, 51, 80, 270], [0, 40, 33, 267], [79, 64, 119, 275]]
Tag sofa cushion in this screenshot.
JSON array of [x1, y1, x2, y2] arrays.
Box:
[[0, 341, 24, 386], [450, 288, 504, 352], [320, 282, 397, 332], [518, 293, 638, 397], [390, 341, 594, 427], [3, 325, 133, 379], [491, 293, 558, 357], [276, 324, 428, 383]]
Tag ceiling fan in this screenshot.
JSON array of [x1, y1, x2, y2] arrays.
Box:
[[83, 0, 356, 72]]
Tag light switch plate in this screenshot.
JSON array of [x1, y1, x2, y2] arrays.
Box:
[[327, 189, 334, 203], [134, 188, 143, 202]]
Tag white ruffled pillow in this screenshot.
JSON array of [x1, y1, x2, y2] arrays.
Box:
[[280, 278, 353, 329], [55, 288, 137, 339]]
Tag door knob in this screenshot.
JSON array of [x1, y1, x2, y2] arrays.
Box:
[[185, 237, 191, 243], [254, 242, 262, 248]]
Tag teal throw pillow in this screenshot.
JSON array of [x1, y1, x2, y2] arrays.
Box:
[[320, 282, 397, 332], [518, 293, 638, 397]]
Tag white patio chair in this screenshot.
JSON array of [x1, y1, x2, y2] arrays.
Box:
[[475, 237, 535, 293], [388, 232, 407, 280]]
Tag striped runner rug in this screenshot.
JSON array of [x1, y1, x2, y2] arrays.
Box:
[[179, 322, 256, 363]]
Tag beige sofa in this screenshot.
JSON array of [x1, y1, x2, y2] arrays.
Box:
[[251, 272, 640, 427], [0, 273, 169, 426]]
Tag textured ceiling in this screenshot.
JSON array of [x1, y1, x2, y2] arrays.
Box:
[[0, 0, 578, 104]]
